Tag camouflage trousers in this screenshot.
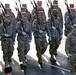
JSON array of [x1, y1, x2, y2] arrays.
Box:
[[17, 39, 30, 62], [34, 37, 48, 59], [1, 40, 14, 62], [69, 52, 76, 75], [49, 37, 60, 54]]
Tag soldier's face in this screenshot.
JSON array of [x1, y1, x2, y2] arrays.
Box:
[[5, 73, 11, 75], [5, 6, 9, 9], [6, 11, 11, 15], [22, 16, 27, 20], [5, 18, 11, 23], [21, 10, 25, 12], [70, 11, 75, 16], [73, 28, 76, 33], [53, 12, 58, 16], [38, 14, 44, 20], [37, 3, 42, 6]]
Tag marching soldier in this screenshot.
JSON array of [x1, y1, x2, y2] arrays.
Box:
[[32, 11, 51, 64], [0, 15, 16, 66], [48, 0, 63, 28], [31, 1, 45, 22], [64, 8, 76, 36], [47, 9, 63, 62], [6, 8, 16, 25], [64, 4, 75, 20], [65, 24, 76, 75], [16, 7, 25, 22], [16, 12, 32, 67], [22, 4, 31, 22]]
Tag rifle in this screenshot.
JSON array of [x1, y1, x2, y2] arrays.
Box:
[[15, 1, 25, 32], [30, 0, 40, 30], [30, 0, 35, 9], [64, 0, 73, 25], [0, 3, 7, 33], [0, 2, 6, 13], [47, 0, 53, 23]]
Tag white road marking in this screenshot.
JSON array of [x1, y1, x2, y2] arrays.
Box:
[[43, 62, 70, 73]]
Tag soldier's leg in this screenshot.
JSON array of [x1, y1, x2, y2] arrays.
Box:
[[41, 38, 48, 54], [49, 38, 56, 62], [24, 40, 30, 61], [35, 38, 42, 64], [24, 40, 30, 55], [1, 41, 9, 66], [69, 55, 75, 75], [8, 40, 14, 62], [54, 37, 60, 55], [18, 40, 26, 66]]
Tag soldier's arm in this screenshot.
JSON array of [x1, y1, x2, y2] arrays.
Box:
[[12, 25, 16, 42], [59, 8, 63, 28], [64, 16, 72, 30], [46, 19, 51, 37], [58, 18, 63, 36], [28, 22, 32, 40], [32, 20, 39, 32], [65, 34, 71, 54], [0, 24, 6, 37], [16, 22, 22, 34]]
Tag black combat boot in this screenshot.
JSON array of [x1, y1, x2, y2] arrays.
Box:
[[50, 54, 56, 62]]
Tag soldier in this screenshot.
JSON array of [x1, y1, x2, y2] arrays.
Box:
[[64, 4, 74, 20], [48, 0, 63, 28], [22, 4, 31, 22], [16, 7, 25, 22], [64, 8, 76, 36], [47, 9, 63, 62], [4, 66, 12, 75], [65, 24, 76, 75], [0, 15, 16, 66], [6, 8, 16, 25], [32, 11, 51, 64], [31, 1, 45, 22], [16, 12, 32, 67], [2, 4, 16, 25]]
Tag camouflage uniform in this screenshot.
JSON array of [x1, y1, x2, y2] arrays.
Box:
[[47, 9, 63, 62], [0, 15, 16, 66], [16, 12, 32, 66], [65, 24, 76, 75], [32, 11, 50, 64], [64, 8, 76, 36]]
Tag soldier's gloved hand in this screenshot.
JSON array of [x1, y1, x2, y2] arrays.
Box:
[[52, 26, 56, 30], [39, 30, 43, 34], [5, 34, 9, 37], [22, 32, 26, 35], [13, 42, 15, 45], [29, 40, 31, 43], [59, 35, 62, 40], [67, 53, 72, 58], [49, 37, 52, 41]]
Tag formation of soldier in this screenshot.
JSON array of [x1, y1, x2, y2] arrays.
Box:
[[0, 0, 76, 75]]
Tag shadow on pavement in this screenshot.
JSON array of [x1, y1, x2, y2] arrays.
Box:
[[43, 51, 70, 75]]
